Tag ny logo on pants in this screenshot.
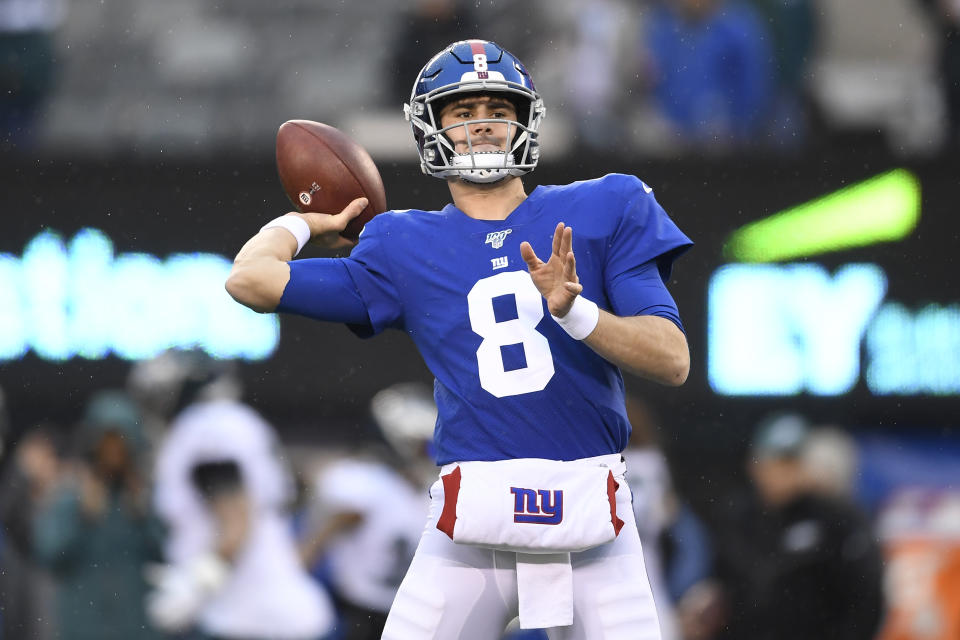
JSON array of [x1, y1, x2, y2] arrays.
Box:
[[510, 487, 563, 524]]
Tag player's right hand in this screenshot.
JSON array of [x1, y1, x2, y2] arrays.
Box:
[[301, 197, 368, 249]]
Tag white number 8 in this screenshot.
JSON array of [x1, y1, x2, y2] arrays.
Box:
[[472, 53, 488, 72], [467, 271, 555, 398]]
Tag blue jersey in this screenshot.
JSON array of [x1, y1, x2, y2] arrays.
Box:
[[280, 173, 692, 464]]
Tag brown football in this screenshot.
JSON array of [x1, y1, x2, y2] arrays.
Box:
[[275, 120, 387, 240]]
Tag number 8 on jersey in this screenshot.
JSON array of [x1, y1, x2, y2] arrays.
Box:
[[467, 271, 556, 398]]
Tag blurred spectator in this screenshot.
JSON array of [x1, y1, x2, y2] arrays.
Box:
[[917, 0, 960, 147], [389, 0, 476, 105], [560, 0, 637, 153], [701, 412, 885, 640], [0, 421, 60, 640], [32, 390, 164, 640], [300, 382, 434, 640], [802, 424, 861, 499], [750, 0, 819, 149], [642, 0, 775, 150], [138, 350, 335, 640], [0, 0, 65, 149]]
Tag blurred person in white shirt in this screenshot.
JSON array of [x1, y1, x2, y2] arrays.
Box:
[[131, 350, 336, 640]]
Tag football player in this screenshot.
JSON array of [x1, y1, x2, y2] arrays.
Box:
[[137, 351, 336, 640], [227, 40, 692, 640], [299, 383, 434, 639]]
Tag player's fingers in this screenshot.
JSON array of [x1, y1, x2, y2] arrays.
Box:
[[322, 197, 368, 231], [551, 222, 564, 256], [337, 197, 369, 221], [563, 282, 583, 295], [304, 197, 367, 234], [560, 225, 573, 258], [301, 212, 341, 234], [520, 241, 541, 269], [564, 250, 579, 283]]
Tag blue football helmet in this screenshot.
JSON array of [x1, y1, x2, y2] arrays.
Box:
[[403, 40, 545, 183]]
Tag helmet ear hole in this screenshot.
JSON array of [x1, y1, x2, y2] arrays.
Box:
[[509, 96, 528, 127]]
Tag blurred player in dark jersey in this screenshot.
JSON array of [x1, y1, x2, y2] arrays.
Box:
[[227, 39, 692, 640]]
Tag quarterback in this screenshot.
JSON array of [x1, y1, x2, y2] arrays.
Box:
[[227, 40, 692, 640]]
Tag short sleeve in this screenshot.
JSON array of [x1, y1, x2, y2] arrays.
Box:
[[605, 176, 693, 285], [608, 259, 685, 332], [278, 259, 372, 327], [340, 217, 405, 337]]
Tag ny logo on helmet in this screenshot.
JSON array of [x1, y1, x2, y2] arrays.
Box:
[[485, 229, 512, 249], [511, 487, 563, 525]]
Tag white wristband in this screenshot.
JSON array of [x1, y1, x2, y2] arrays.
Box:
[[260, 215, 311, 256], [552, 295, 600, 340]]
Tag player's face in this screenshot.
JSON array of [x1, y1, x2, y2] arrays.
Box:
[[438, 95, 518, 155], [749, 457, 804, 506], [94, 430, 132, 479]]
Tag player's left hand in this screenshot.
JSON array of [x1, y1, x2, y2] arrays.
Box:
[[520, 222, 582, 317]]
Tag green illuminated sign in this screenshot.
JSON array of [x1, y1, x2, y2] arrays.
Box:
[[710, 169, 960, 397], [723, 169, 921, 263], [708, 264, 960, 397], [0, 229, 279, 361]]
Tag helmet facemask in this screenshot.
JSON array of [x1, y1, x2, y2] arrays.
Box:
[[406, 80, 545, 184]]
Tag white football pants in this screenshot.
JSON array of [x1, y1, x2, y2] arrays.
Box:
[[382, 465, 663, 640]]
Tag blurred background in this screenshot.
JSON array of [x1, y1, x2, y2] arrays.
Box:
[[2, 0, 960, 638]]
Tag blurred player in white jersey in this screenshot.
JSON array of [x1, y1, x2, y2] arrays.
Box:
[[301, 383, 434, 639], [227, 39, 692, 639], [131, 351, 336, 640], [622, 396, 714, 640]]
